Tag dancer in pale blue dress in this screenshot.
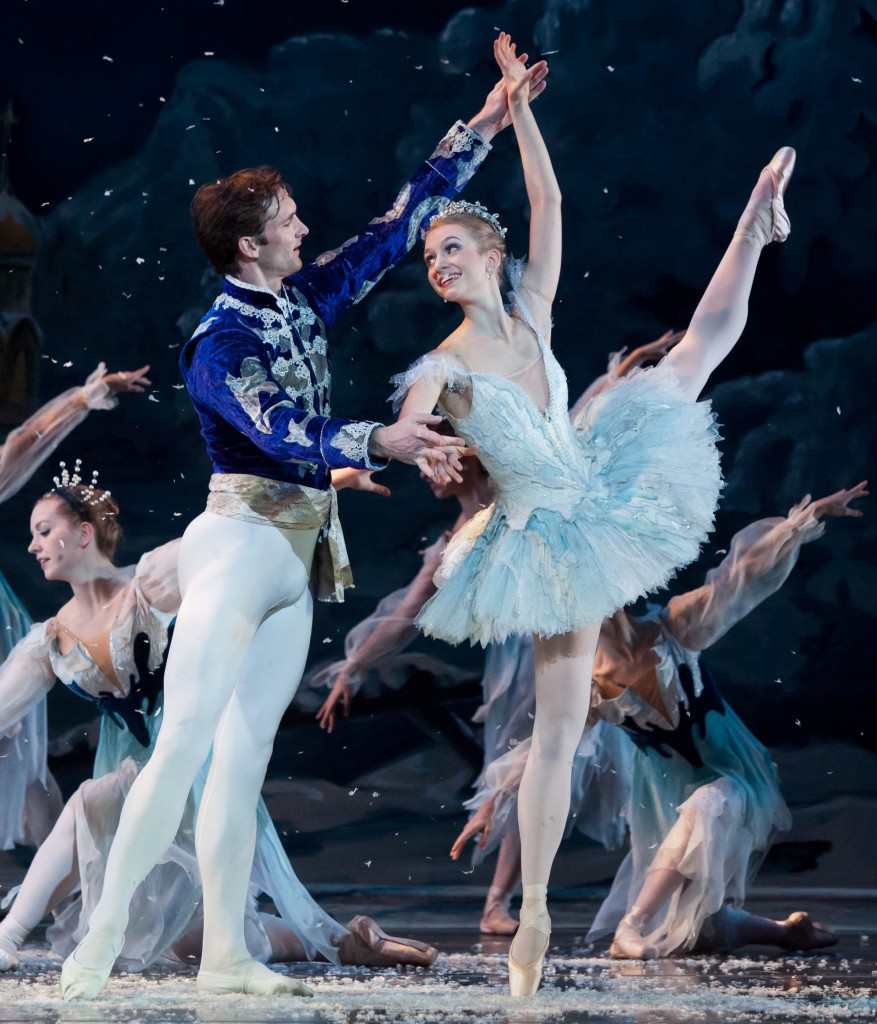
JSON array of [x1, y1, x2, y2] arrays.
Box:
[[0, 363, 150, 852], [392, 32, 796, 996]]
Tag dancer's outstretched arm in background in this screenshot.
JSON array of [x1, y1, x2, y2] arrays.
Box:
[[568, 330, 684, 420], [0, 364, 150, 503], [312, 537, 446, 732], [665, 481, 868, 651]]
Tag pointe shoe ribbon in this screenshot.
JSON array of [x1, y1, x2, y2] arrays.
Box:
[[60, 933, 122, 1000], [342, 915, 438, 968], [508, 900, 551, 997], [197, 961, 314, 996]]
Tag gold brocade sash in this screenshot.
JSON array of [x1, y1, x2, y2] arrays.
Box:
[[205, 473, 353, 603]]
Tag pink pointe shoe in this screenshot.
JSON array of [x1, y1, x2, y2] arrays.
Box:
[[734, 146, 796, 247], [340, 915, 438, 968], [507, 884, 550, 997], [609, 906, 659, 960], [480, 902, 519, 936]]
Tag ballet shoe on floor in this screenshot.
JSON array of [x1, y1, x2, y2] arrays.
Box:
[[609, 908, 659, 960], [734, 146, 796, 247], [60, 932, 121, 1000], [508, 889, 550, 997], [0, 946, 19, 972], [777, 911, 839, 952], [480, 902, 519, 936], [340, 915, 438, 968], [197, 960, 313, 996]]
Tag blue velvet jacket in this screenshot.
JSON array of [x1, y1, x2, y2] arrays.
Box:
[[181, 121, 490, 491]]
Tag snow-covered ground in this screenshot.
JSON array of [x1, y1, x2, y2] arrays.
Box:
[[2, 936, 875, 1023]]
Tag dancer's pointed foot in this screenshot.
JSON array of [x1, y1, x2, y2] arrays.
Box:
[[0, 947, 19, 972], [609, 906, 659, 960], [508, 885, 550, 997], [480, 901, 519, 935], [60, 932, 121, 1000], [340, 915, 438, 968], [734, 146, 796, 247], [197, 960, 313, 996], [777, 911, 838, 952]]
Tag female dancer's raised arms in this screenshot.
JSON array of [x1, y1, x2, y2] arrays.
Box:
[[493, 32, 561, 313]]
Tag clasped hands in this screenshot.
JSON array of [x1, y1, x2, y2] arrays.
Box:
[[370, 413, 476, 483]]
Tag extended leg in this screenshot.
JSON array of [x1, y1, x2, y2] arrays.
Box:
[[195, 591, 315, 996], [664, 148, 795, 402], [0, 796, 80, 971], [509, 624, 600, 994]]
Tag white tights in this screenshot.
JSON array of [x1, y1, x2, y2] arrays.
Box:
[[513, 625, 600, 962], [0, 797, 79, 954], [75, 511, 319, 975], [664, 161, 776, 403]]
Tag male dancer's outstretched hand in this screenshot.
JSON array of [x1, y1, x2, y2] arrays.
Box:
[[467, 51, 549, 141], [370, 413, 476, 482]]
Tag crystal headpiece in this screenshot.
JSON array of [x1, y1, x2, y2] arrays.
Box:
[[53, 459, 113, 507], [427, 200, 507, 239]]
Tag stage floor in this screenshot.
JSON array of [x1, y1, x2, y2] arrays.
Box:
[[1, 923, 874, 1024]]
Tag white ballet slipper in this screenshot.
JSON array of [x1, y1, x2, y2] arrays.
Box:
[[197, 960, 313, 996], [60, 932, 121, 1000], [0, 946, 19, 972]]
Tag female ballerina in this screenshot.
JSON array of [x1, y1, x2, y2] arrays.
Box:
[[453, 483, 865, 958], [0, 362, 150, 853], [308, 334, 678, 934], [392, 32, 795, 995], [0, 475, 438, 975]]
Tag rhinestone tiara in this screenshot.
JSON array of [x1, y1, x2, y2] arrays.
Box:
[[428, 199, 507, 239]]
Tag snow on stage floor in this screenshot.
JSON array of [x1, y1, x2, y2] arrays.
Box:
[[1, 931, 874, 1024]]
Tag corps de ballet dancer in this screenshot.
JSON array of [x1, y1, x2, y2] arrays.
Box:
[[390, 32, 796, 995], [455, 483, 866, 958], [0, 364, 150, 853], [60, 59, 550, 1000]]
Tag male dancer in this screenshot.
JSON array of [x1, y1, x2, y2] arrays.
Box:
[[61, 58, 547, 999]]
